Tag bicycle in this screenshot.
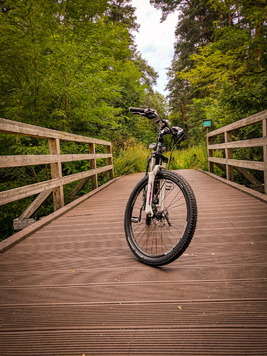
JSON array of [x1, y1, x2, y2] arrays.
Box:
[[124, 107, 198, 266]]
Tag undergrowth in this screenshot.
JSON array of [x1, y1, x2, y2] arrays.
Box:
[[114, 143, 150, 176], [113, 143, 211, 175], [167, 145, 209, 171]]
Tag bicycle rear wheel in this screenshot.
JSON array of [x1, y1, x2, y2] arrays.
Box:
[[124, 170, 197, 266]]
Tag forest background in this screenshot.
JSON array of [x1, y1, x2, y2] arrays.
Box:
[[0, 0, 266, 240]]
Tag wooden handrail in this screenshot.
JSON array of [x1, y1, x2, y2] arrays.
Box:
[[0, 118, 114, 229], [0, 118, 111, 145], [207, 110, 267, 194]]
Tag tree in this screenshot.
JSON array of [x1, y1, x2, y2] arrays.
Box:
[[178, 1, 267, 125], [0, 0, 148, 183], [151, 0, 228, 136], [0, 0, 145, 137], [107, 0, 140, 32], [152, 0, 267, 143], [0, 0, 167, 240]]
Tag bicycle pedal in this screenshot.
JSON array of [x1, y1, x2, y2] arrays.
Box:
[[131, 217, 139, 223]]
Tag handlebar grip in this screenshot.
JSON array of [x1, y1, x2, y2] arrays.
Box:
[[129, 107, 145, 114]]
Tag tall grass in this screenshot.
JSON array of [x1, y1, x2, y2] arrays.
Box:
[[114, 143, 150, 176], [113, 143, 210, 176], [167, 145, 209, 171]]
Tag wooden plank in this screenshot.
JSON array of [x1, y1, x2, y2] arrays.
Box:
[[201, 169, 267, 203], [0, 153, 112, 168], [208, 136, 267, 150], [207, 113, 267, 191], [263, 119, 267, 194], [0, 170, 267, 355], [13, 218, 37, 230], [1, 301, 267, 330], [209, 157, 265, 171], [107, 144, 114, 179], [207, 135, 214, 173], [207, 109, 267, 137], [234, 166, 263, 186], [19, 189, 53, 219], [89, 143, 98, 190], [49, 138, 64, 210], [13, 190, 53, 229], [0, 329, 266, 355], [0, 177, 120, 253], [225, 130, 234, 181], [0, 165, 113, 206], [0, 118, 111, 146], [228, 158, 265, 171], [67, 143, 99, 197]]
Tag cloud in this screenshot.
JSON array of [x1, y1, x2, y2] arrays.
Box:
[[131, 0, 178, 94]]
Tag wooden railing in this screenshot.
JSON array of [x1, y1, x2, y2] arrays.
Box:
[[207, 110, 267, 194], [0, 118, 114, 229]]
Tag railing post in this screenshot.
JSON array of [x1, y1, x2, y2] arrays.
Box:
[[107, 144, 114, 179], [48, 138, 64, 210], [207, 134, 214, 173], [263, 118, 267, 194], [89, 143, 98, 190], [225, 130, 234, 181]]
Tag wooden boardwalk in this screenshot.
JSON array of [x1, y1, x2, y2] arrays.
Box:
[[0, 169, 267, 355]]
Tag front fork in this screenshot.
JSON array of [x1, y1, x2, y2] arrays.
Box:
[[145, 164, 166, 217]]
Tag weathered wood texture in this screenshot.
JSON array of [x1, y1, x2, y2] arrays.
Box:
[[207, 109, 267, 193], [0, 170, 266, 355], [0, 153, 112, 168], [0, 118, 111, 145], [1, 165, 114, 205], [0, 118, 114, 228]]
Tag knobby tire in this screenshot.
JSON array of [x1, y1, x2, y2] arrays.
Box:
[[124, 170, 197, 266]]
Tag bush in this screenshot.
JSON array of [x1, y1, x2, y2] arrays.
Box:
[[168, 145, 209, 171], [114, 143, 212, 176], [114, 142, 150, 176]]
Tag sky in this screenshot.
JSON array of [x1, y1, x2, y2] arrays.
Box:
[[130, 0, 178, 95]]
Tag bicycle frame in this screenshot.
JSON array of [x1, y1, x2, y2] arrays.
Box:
[[129, 106, 184, 220]]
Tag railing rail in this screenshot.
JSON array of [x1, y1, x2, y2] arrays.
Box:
[[207, 110, 267, 194], [0, 118, 114, 229]]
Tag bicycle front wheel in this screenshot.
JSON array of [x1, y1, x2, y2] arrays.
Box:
[[124, 170, 197, 266]]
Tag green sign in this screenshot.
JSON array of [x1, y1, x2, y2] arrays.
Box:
[[203, 120, 212, 127]]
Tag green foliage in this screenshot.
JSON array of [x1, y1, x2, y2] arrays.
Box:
[[179, 25, 267, 119], [107, 0, 140, 32], [0, 0, 144, 138], [3, 0, 266, 243], [114, 141, 150, 176], [0, 0, 162, 146], [133, 53, 159, 90], [155, 0, 267, 146], [167, 144, 209, 171], [0, 0, 167, 241], [114, 142, 211, 177]]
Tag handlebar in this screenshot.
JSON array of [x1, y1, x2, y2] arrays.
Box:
[[129, 107, 145, 114], [129, 107, 185, 140], [129, 107, 159, 119]]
